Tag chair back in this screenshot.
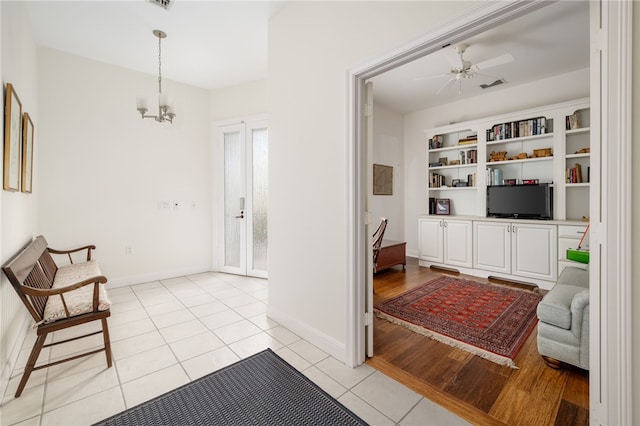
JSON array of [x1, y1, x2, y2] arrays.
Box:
[[372, 218, 388, 264]]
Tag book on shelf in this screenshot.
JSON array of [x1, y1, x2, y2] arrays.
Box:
[[428, 134, 444, 149], [459, 149, 477, 165], [566, 163, 583, 183], [429, 172, 445, 188], [486, 116, 548, 141], [458, 135, 477, 145], [429, 197, 436, 214]]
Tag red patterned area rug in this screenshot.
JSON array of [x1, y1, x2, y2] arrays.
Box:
[[374, 275, 543, 368]]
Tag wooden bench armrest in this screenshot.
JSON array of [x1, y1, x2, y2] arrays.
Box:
[[47, 245, 96, 262]]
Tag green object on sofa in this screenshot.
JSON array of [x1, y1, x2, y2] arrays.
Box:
[[536, 267, 589, 370]]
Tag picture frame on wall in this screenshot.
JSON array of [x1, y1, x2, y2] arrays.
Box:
[[3, 83, 22, 191], [435, 198, 451, 215], [373, 164, 393, 195], [22, 112, 34, 193]]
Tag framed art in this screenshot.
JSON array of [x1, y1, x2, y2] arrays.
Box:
[[22, 112, 34, 193], [435, 198, 451, 215], [3, 83, 22, 191], [373, 164, 393, 195]]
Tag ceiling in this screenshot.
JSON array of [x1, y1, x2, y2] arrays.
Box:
[[370, 1, 590, 113], [26, 1, 285, 90], [25, 1, 589, 113]]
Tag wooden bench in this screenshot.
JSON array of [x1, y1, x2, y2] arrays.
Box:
[[2, 235, 112, 397], [374, 240, 406, 273]]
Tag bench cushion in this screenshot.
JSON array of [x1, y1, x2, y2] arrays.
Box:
[[42, 260, 110, 323]]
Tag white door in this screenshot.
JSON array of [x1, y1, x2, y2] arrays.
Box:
[[364, 82, 374, 357], [218, 119, 268, 278]]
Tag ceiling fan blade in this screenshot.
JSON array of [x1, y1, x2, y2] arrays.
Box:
[[436, 78, 455, 95], [474, 53, 514, 71]]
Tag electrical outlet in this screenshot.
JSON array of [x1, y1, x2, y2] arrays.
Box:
[[125, 245, 133, 256]]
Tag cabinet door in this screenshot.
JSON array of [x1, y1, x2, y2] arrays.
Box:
[[511, 223, 557, 281], [419, 218, 444, 263], [444, 220, 472, 267], [473, 221, 510, 273]]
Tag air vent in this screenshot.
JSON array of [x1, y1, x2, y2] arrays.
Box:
[[149, 0, 172, 10], [480, 78, 506, 89]]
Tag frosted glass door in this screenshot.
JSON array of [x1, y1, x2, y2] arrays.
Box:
[[222, 126, 246, 275], [248, 125, 268, 276], [218, 120, 268, 278]]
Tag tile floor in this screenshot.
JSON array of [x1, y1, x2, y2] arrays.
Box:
[[1, 272, 469, 426]]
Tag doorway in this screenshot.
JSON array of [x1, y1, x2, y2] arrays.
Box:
[[216, 118, 268, 278], [348, 0, 632, 424]]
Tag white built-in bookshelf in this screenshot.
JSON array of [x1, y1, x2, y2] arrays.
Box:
[[425, 98, 590, 221]]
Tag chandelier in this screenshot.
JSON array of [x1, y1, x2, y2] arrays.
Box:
[[136, 30, 176, 123]]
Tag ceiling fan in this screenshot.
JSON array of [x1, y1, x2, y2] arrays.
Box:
[[415, 43, 514, 95]]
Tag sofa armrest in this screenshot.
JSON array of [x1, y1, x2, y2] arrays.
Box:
[[557, 266, 589, 289]]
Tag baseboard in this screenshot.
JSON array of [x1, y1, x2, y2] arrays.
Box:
[[266, 306, 345, 363], [108, 264, 213, 288]]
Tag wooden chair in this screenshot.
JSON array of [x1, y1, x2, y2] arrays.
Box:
[[372, 217, 388, 272], [2, 236, 112, 397]]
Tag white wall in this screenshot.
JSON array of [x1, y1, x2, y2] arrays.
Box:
[[402, 68, 589, 256], [209, 79, 267, 122], [0, 0, 40, 400], [267, 1, 476, 359], [372, 102, 404, 242], [37, 48, 212, 286]]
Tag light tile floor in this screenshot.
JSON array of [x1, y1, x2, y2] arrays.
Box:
[[1, 272, 469, 426]]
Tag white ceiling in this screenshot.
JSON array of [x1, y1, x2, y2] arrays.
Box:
[[26, 1, 284, 90], [25, 1, 589, 112], [370, 1, 590, 113]]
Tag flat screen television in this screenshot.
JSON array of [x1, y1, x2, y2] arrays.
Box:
[[486, 184, 553, 219]]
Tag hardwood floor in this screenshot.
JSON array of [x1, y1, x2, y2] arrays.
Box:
[[368, 257, 589, 426]]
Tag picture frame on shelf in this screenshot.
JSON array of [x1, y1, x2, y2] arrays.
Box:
[[22, 112, 34, 193], [373, 164, 393, 195], [435, 198, 450, 215], [3, 83, 22, 191]]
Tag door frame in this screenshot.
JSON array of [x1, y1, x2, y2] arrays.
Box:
[[345, 1, 632, 424], [212, 114, 268, 278]]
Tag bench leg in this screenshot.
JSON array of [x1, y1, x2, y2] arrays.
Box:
[[16, 333, 47, 397], [101, 318, 113, 368]]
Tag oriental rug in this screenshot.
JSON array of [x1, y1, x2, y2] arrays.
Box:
[[374, 275, 543, 368], [93, 349, 366, 426]]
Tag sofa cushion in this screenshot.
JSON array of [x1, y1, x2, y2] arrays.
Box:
[[537, 284, 585, 329], [42, 260, 110, 323]]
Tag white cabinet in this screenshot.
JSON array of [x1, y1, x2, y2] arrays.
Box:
[[473, 221, 510, 274], [512, 223, 557, 281], [558, 224, 589, 274], [474, 221, 557, 282], [419, 218, 472, 268]]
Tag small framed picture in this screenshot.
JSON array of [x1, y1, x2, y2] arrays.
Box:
[[438, 157, 448, 166], [435, 198, 450, 215]]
